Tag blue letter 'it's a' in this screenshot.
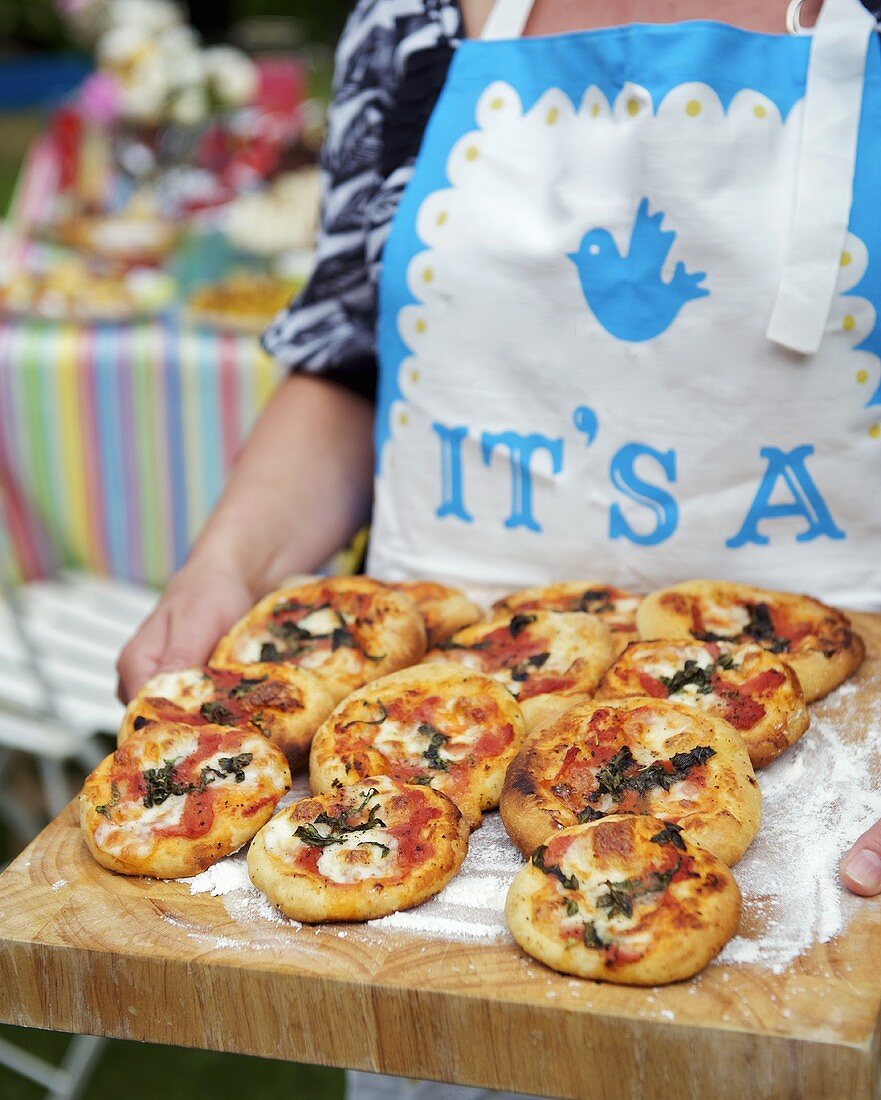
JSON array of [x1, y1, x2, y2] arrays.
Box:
[[481, 430, 564, 532], [727, 445, 845, 548], [432, 422, 473, 523], [609, 443, 678, 546]]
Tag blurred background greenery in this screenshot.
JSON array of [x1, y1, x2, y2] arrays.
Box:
[[0, 0, 352, 210], [0, 0, 350, 52]]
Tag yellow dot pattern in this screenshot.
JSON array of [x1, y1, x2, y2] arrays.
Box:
[[422, 268, 434, 284], [627, 97, 640, 117], [409, 368, 420, 384], [398, 412, 409, 427], [465, 145, 479, 161], [490, 96, 504, 110], [857, 369, 869, 384], [843, 314, 856, 331], [546, 106, 559, 125], [870, 424, 880, 440], [415, 319, 426, 334], [841, 251, 852, 267], [590, 102, 601, 117], [436, 211, 448, 227], [686, 99, 701, 117], [753, 104, 768, 119]]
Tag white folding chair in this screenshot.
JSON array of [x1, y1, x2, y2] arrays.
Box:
[[0, 566, 158, 1100]]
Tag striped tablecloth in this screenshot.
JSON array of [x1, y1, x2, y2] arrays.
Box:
[[0, 321, 282, 585], [0, 140, 285, 588]]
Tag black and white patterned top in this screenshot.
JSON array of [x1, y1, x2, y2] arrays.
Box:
[[262, 0, 881, 399], [262, 0, 462, 398]]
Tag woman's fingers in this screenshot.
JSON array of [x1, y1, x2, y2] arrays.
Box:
[[116, 604, 176, 704], [839, 821, 881, 896], [116, 568, 253, 703]]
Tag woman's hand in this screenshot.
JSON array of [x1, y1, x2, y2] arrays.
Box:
[[116, 560, 255, 702], [840, 824, 881, 896], [116, 373, 375, 702]]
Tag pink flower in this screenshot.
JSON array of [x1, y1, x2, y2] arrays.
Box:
[[77, 71, 121, 127]]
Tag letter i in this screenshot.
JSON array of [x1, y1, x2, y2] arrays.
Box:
[[432, 422, 474, 522]]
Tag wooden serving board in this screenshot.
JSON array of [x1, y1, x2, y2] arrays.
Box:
[[2, 616, 881, 1100]]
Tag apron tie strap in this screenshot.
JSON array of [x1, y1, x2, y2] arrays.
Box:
[[766, 0, 876, 355], [480, 0, 535, 40]]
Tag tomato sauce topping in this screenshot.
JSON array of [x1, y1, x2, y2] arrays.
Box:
[[637, 672, 667, 699], [387, 797, 441, 868]]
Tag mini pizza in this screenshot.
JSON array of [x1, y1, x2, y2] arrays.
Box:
[[247, 775, 469, 921], [636, 580, 864, 702], [500, 698, 760, 865], [426, 611, 616, 730], [118, 663, 335, 770], [505, 815, 741, 985], [492, 581, 641, 654], [81, 722, 291, 878], [211, 577, 427, 703], [309, 664, 527, 828], [595, 641, 809, 768], [389, 580, 482, 647]]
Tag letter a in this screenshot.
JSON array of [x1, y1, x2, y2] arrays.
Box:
[[727, 445, 845, 548]]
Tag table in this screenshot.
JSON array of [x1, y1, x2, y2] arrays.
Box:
[[0, 138, 285, 588], [0, 315, 282, 586], [1, 615, 880, 1100]]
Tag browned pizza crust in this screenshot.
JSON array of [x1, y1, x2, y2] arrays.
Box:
[[636, 580, 864, 702], [309, 663, 527, 828], [505, 815, 741, 985], [118, 663, 335, 770], [211, 577, 427, 703], [492, 581, 641, 655], [425, 610, 616, 731], [389, 580, 482, 647], [595, 641, 809, 768], [500, 698, 760, 865], [247, 775, 469, 921], [81, 722, 291, 878]]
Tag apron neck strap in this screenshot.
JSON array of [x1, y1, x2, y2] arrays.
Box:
[[767, 0, 876, 354], [480, 0, 535, 40]]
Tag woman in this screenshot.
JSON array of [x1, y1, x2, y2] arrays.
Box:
[[119, 1, 881, 1092]]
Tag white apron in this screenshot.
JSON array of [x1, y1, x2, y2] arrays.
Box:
[[368, 0, 881, 609]]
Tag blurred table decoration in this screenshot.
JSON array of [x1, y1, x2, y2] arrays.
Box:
[[0, 2, 328, 587]]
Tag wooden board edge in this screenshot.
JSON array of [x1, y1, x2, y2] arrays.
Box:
[[0, 936, 877, 1100]]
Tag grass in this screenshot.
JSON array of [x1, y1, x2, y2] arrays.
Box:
[[0, 1025, 345, 1099]]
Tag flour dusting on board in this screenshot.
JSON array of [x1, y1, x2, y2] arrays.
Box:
[[184, 680, 881, 973], [718, 680, 881, 970]]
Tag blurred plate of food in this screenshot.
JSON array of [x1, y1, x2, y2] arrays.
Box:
[[184, 273, 304, 333], [51, 212, 180, 266], [0, 256, 176, 323]]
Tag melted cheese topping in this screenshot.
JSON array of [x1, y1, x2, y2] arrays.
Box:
[[547, 837, 666, 947], [297, 607, 344, 635], [583, 707, 718, 815], [479, 618, 599, 696], [93, 738, 264, 858], [636, 644, 715, 681], [141, 668, 213, 709], [316, 830, 399, 884], [700, 602, 750, 637], [263, 783, 403, 884], [372, 712, 474, 767], [94, 796, 188, 858]]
